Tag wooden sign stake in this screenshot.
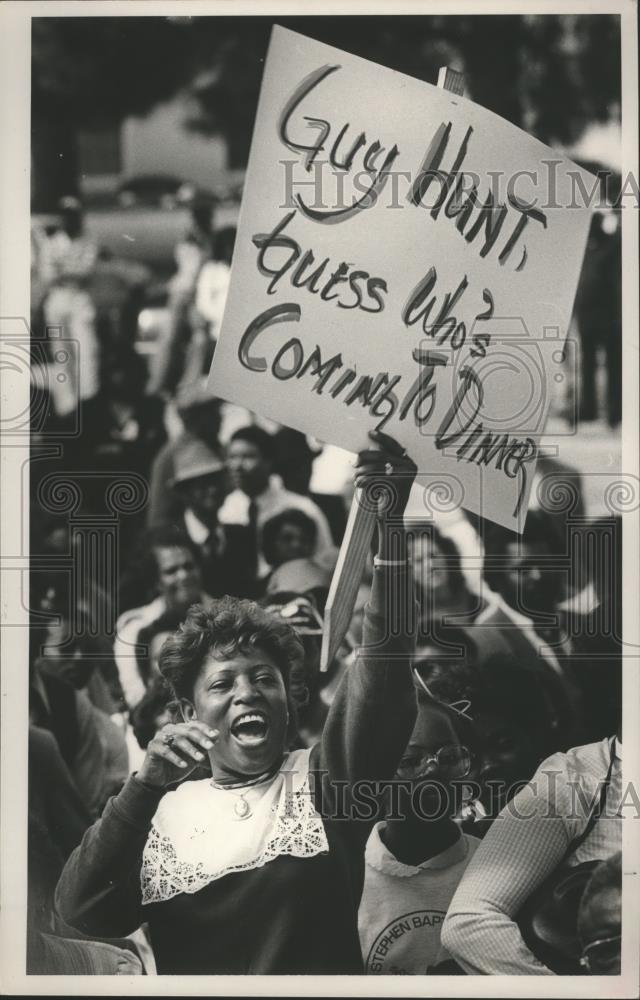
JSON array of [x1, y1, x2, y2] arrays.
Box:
[[320, 66, 466, 671]]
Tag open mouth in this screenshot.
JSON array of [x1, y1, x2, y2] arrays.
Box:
[[231, 711, 270, 746]]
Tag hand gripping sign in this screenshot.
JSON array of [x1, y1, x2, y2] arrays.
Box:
[[208, 26, 594, 532]]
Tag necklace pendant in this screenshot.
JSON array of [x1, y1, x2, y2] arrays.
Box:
[[234, 798, 251, 820]]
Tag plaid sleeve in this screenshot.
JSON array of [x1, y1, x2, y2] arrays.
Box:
[[441, 766, 575, 975]]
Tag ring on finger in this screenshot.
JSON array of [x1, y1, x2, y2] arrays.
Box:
[[163, 732, 176, 749]]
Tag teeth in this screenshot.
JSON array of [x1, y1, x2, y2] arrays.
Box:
[[234, 713, 266, 728], [231, 712, 267, 730]]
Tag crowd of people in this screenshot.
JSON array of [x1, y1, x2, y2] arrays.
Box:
[[26, 195, 624, 977]]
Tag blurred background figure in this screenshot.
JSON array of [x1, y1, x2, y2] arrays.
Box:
[[262, 556, 340, 745], [27, 727, 144, 975], [408, 524, 486, 642], [573, 166, 622, 429], [272, 428, 348, 544], [148, 378, 223, 529], [193, 226, 236, 341], [262, 508, 318, 576], [89, 246, 151, 354], [135, 611, 185, 693], [578, 852, 622, 975], [567, 514, 622, 744], [169, 224, 238, 392], [79, 342, 166, 476], [168, 437, 257, 597], [478, 512, 584, 749], [220, 425, 336, 581], [148, 188, 217, 396], [126, 619, 182, 770], [127, 675, 177, 775], [114, 525, 213, 711], [34, 196, 101, 414], [29, 619, 119, 819]]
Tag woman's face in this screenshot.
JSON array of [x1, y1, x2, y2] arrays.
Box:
[[273, 522, 313, 566], [155, 545, 202, 610], [410, 535, 450, 598], [186, 648, 289, 781]]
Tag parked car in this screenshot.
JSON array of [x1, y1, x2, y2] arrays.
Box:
[[116, 175, 199, 209]]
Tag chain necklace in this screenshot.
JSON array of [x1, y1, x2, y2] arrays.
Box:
[[210, 764, 281, 821]]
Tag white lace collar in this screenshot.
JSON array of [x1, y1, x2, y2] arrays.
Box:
[[141, 748, 328, 904]]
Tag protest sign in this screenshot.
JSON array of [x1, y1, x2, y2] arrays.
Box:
[[208, 25, 594, 530]]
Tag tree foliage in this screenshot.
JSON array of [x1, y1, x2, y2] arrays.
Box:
[[31, 14, 621, 206]]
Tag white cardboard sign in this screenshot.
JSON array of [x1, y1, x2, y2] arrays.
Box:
[[208, 26, 594, 530]]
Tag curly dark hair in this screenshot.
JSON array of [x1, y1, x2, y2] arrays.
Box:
[[158, 597, 305, 739]]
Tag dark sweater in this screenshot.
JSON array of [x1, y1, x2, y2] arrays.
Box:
[[55, 567, 417, 974]]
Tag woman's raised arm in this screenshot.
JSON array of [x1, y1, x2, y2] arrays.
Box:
[[312, 432, 419, 840]]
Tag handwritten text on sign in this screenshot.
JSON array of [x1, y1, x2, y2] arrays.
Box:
[[208, 27, 593, 530]]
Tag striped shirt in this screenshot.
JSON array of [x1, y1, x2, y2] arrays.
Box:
[[442, 737, 622, 975]]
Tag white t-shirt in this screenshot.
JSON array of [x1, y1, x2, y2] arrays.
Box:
[[195, 260, 230, 333], [358, 823, 479, 974]]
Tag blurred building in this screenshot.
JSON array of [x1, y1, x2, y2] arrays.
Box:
[[77, 93, 240, 202]]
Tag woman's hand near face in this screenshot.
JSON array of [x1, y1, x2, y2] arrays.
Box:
[[137, 721, 219, 789]]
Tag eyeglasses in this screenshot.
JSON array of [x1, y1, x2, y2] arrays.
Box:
[[579, 935, 621, 974], [413, 668, 474, 721], [398, 744, 473, 779]]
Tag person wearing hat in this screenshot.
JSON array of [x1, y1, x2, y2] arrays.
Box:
[[147, 378, 222, 530], [169, 437, 257, 600]]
